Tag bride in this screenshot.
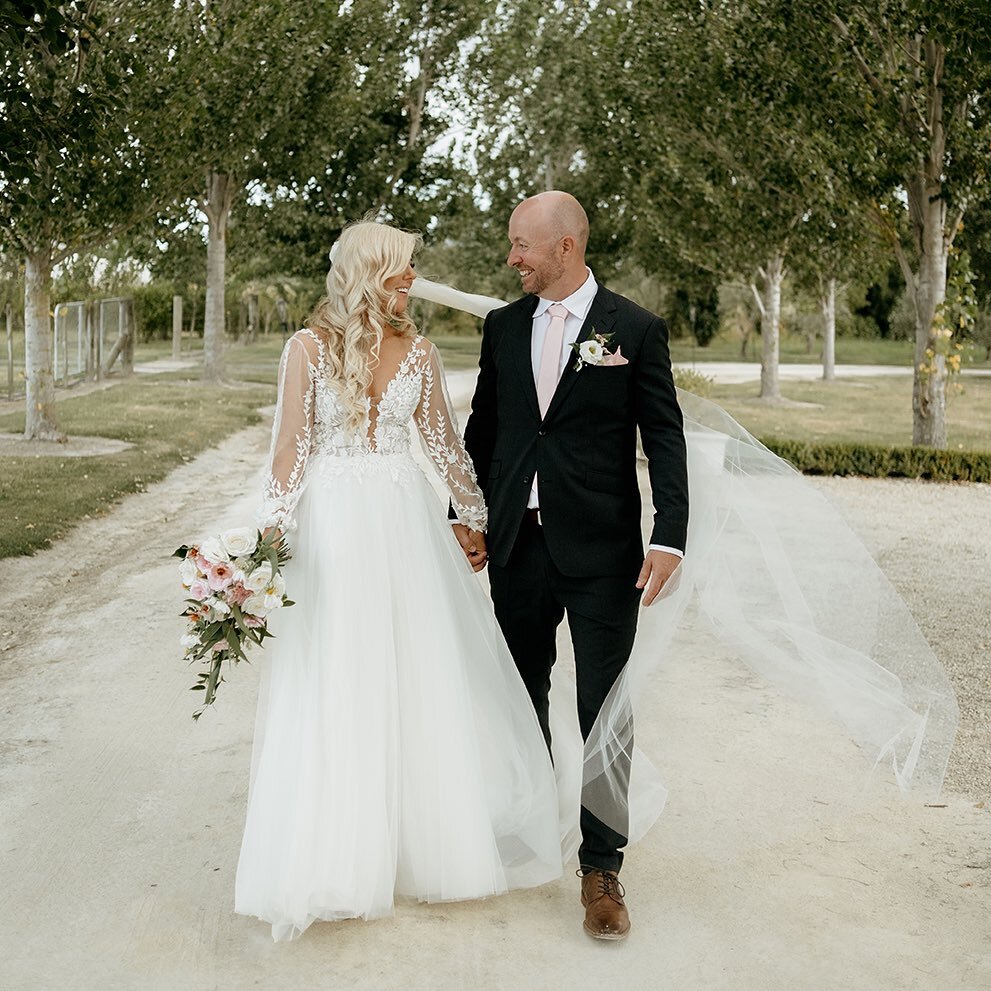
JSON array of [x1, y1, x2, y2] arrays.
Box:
[[234, 221, 564, 941]]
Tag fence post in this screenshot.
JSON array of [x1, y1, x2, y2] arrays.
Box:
[[96, 301, 105, 380], [54, 303, 62, 386], [172, 295, 183, 359], [76, 301, 84, 378], [121, 298, 134, 375], [84, 300, 95, 379], [5, 302, 13, 401]]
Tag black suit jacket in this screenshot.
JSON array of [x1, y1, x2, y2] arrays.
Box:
[[461, 284, 689, 578]]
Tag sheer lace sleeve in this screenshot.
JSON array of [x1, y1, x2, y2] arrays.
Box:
[[413, 341, 488, 532], [258, 332, 318, 532]]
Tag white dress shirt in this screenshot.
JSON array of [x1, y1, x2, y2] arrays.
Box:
[[527, 269, 683, 560]]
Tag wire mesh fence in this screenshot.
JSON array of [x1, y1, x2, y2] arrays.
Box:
[[4, 297, 134, 401]]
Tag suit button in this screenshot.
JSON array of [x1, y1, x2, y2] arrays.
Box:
[[522, 476, 531, 485], [538, 428, 547, 436]]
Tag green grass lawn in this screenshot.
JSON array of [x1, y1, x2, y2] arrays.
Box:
[[0, 377, 274, 558], [707, 375, 991, 452], [670, 333, 991, 368]]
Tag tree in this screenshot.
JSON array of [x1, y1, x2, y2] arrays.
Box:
[[147, 0, 491, 378], [590, 1, 853, 401], [800, 2, 991, 446], [0, 1, 174, 439]]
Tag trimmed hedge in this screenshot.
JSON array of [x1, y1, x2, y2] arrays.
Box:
[[761, 439, 991, 483]]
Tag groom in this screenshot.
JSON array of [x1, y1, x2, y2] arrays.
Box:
[[453, 191, 689, 940]]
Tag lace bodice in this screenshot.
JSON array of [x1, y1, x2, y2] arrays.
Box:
[[259, 329, 487, 533]]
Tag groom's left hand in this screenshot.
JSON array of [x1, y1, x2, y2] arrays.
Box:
[[636, 550, 682, 606]]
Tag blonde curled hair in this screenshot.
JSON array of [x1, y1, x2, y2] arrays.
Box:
[[306, 221, 422, 433]]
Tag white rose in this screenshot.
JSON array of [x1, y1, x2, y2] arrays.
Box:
[[207, 597, 231, 617], [578, 340, 604, 365], [180, 633, 200, 650], [178, 558, 199, 586], [198, 537, 227, 564], [245, 562, 273, 593], [221, 527, 258, 558], [243, 593, 270, 617]]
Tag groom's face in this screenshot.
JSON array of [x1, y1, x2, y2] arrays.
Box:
[[507, 207, 565, 298]]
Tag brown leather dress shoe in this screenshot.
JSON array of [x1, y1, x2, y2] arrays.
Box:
[[578, 868, 631, 940]]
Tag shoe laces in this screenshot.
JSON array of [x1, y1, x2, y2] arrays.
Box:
[[577, 868, 625, 902]]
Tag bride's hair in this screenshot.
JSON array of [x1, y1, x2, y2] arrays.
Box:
[[306, 220, 422, 433]]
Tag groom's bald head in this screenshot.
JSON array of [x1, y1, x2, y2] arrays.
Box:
[[507, 191, 590, 300], [515, 191, 589, 250]]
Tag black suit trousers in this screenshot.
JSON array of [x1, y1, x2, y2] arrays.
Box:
[[488, 515, 641, 873]]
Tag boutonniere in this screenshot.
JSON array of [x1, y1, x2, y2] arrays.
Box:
[[571, 331, 628, 371]]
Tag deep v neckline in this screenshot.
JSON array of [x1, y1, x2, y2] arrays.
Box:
[[367, 335, 423, 407]]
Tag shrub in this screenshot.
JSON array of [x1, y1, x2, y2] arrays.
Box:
[[762, 439, 991, 483], [674, 368, 715, 397], [131, 283, 179, 341]]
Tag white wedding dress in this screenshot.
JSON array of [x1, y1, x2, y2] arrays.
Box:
[[234, 329, 563, 941]]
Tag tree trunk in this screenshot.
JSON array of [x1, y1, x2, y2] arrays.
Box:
[[906, 184, 949, 448], [247, 293, 259, 344], [758, 255, 785, 401], [202, 170, 234, 381], [821, 278, 836, 381], [23, 249, 64, 441]]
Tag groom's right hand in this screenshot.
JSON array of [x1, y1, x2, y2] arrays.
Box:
[[452, 524, 488, 572]]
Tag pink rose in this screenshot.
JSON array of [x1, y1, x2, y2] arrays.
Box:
[[188, 578, 212, 601], [243, 614, 265, 628], [208, 561, 236, 591], [227, 582, 251, 606], [194, 554, 210, 572]]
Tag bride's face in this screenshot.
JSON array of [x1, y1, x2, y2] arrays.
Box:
[[383, 261, 416, 314]]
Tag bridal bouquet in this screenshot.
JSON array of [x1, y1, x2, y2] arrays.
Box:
[[173, 527, 293, 720]]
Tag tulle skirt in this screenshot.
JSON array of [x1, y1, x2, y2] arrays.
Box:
[[234, 452, 564, 941]]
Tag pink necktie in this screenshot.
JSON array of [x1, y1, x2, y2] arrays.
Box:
[[537, 303, 569, 416]]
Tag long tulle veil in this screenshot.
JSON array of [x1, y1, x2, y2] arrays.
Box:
[[410, 275, 958, 846]]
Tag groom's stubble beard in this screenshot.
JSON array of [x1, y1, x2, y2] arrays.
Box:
[[523, 256, 566, 298]]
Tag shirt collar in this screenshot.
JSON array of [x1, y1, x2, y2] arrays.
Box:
[[533, 268, 598, 319]]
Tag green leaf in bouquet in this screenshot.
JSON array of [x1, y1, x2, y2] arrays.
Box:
[[172, 545, 191, 559], [224, 624, 245, 659]]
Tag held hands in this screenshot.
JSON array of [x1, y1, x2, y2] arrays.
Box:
[[452, 523, 488, 572], [636, 549, 682, 606]]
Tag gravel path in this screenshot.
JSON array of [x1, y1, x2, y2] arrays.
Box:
[[0, 374, 988, 990]]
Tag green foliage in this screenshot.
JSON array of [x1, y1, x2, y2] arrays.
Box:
[[673, 369, 714, 398], [0, 1, 173, 258], [853, 263, 905, 340], [131, 283, 180, 342], [765, 439, 991, 483], [668, 276, 720, 347]]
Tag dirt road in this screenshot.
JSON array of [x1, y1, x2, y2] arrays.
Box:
[[1, 373, 988, 990]]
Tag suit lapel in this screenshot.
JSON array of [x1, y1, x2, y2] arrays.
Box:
[[509, 295, 541, 419], [543, 286, 618, 422]]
